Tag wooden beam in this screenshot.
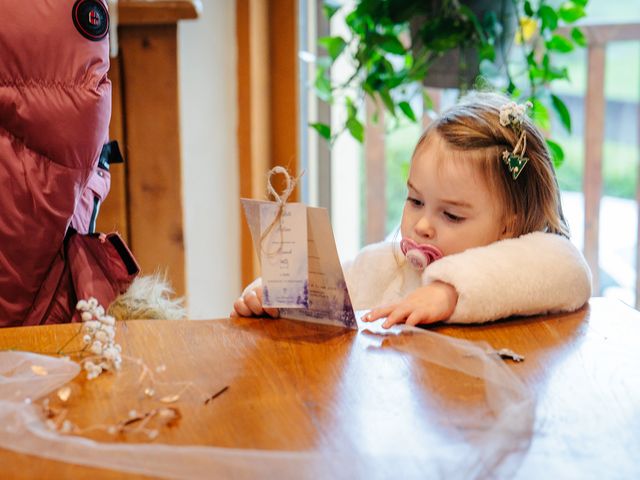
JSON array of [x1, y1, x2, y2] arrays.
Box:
[[559, 22, 640, 45], [118, 0, 201, 25]]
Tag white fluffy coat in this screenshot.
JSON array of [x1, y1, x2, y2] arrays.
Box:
[[343, 232, 591, 324]]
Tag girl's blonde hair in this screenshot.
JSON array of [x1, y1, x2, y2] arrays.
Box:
[[413, 91, 569, 238]]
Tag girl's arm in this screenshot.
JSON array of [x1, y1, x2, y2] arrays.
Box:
[[422, 231, 592, 323]]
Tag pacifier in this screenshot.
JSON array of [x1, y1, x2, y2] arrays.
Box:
[[400, 238, 443, 271]]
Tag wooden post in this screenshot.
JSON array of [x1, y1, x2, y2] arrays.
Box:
[[99, 1, 199, 297], [365, 97, 386, 243], [268, 0, 300, 178], [237, 0, 253, 286], [237, 0, 299, 286], [583, 43, 606, 295], [101, 56, 129, 240], [118, 24, 185, 295]]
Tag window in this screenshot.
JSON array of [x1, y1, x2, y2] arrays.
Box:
[[300, 0, 640, 306]]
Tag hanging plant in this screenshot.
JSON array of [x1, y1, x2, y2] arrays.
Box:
[[309, 0, 589, 167]]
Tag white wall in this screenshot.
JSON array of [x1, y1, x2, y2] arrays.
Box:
[[329, 0, 361, 262], [178, 0, 241, 318]]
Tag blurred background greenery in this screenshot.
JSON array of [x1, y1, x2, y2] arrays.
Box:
[[367, 0, 639, 238]]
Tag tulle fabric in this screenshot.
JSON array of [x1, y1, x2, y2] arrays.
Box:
[[0, 325, 534, 479]]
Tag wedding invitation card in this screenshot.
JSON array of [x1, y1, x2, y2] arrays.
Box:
[[242, 199, 357, 329]]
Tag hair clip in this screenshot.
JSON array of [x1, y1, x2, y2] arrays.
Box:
[[499, 101, 532, 180]]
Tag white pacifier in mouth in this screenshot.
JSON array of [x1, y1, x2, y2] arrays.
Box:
[[400, 238, 443, 271]]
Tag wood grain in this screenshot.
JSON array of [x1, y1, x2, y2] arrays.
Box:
[[1, 298, 639, 478], [434, 298, 640, 478], [118, 24, 185, 295]]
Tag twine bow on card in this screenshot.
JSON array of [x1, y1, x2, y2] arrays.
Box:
[[266, 166, 298, 206], [260, 166, 303, 255]]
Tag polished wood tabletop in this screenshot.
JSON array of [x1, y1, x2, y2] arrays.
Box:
[[0, 297, 639, 479]]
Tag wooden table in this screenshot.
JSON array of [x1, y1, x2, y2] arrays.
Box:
[[0, 297, 638, 478]]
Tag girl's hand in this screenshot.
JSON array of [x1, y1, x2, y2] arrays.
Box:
[[363, 281, 458, 328], [231, 286, 279, 318]]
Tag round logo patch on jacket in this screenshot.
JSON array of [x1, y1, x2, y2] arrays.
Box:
[[72, 0, 109, 41]]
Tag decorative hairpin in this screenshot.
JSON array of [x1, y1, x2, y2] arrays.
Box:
[[499, 101, 532, 180]]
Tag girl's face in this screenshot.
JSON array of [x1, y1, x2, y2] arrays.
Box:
[[400, 134, 507, 257]]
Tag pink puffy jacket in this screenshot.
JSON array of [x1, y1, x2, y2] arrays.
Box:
[[0, 0, 139, 327]]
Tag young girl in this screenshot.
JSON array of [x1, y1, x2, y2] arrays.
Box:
[[232, 92, 591, 327]]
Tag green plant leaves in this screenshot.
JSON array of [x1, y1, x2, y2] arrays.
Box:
[[422, 90, 434, 112], [398, 101, 417, 122], [524, 1, 534, 17], [542, 54, 570, 81], [345, 97, 364, 142], [420, 17, 476, 52], [538, 5, 558, 31], [378, 88, 396, 115], [558, 2, 586, 23], [310, 122, 331, 140], [378, 35, 405, 55], [322, 1, 340, 20], [459, 5, 486, 43], [314, 71, 332, 102], [571, 27, 588, 47], [479, 43, 496, 62], [546, 139, 565, 168], [547, 34, 574, 53], [309, 0, 588, 153], [318, 36, 347, 61], [531, 98, 551, 131], [551, 94, 572, 133], [346, 117, 364, 142]]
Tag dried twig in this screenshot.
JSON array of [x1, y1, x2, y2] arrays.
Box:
[[204, 385, 229, 405]]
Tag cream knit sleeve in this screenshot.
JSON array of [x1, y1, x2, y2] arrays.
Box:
[[422, 232, 592, 324]]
